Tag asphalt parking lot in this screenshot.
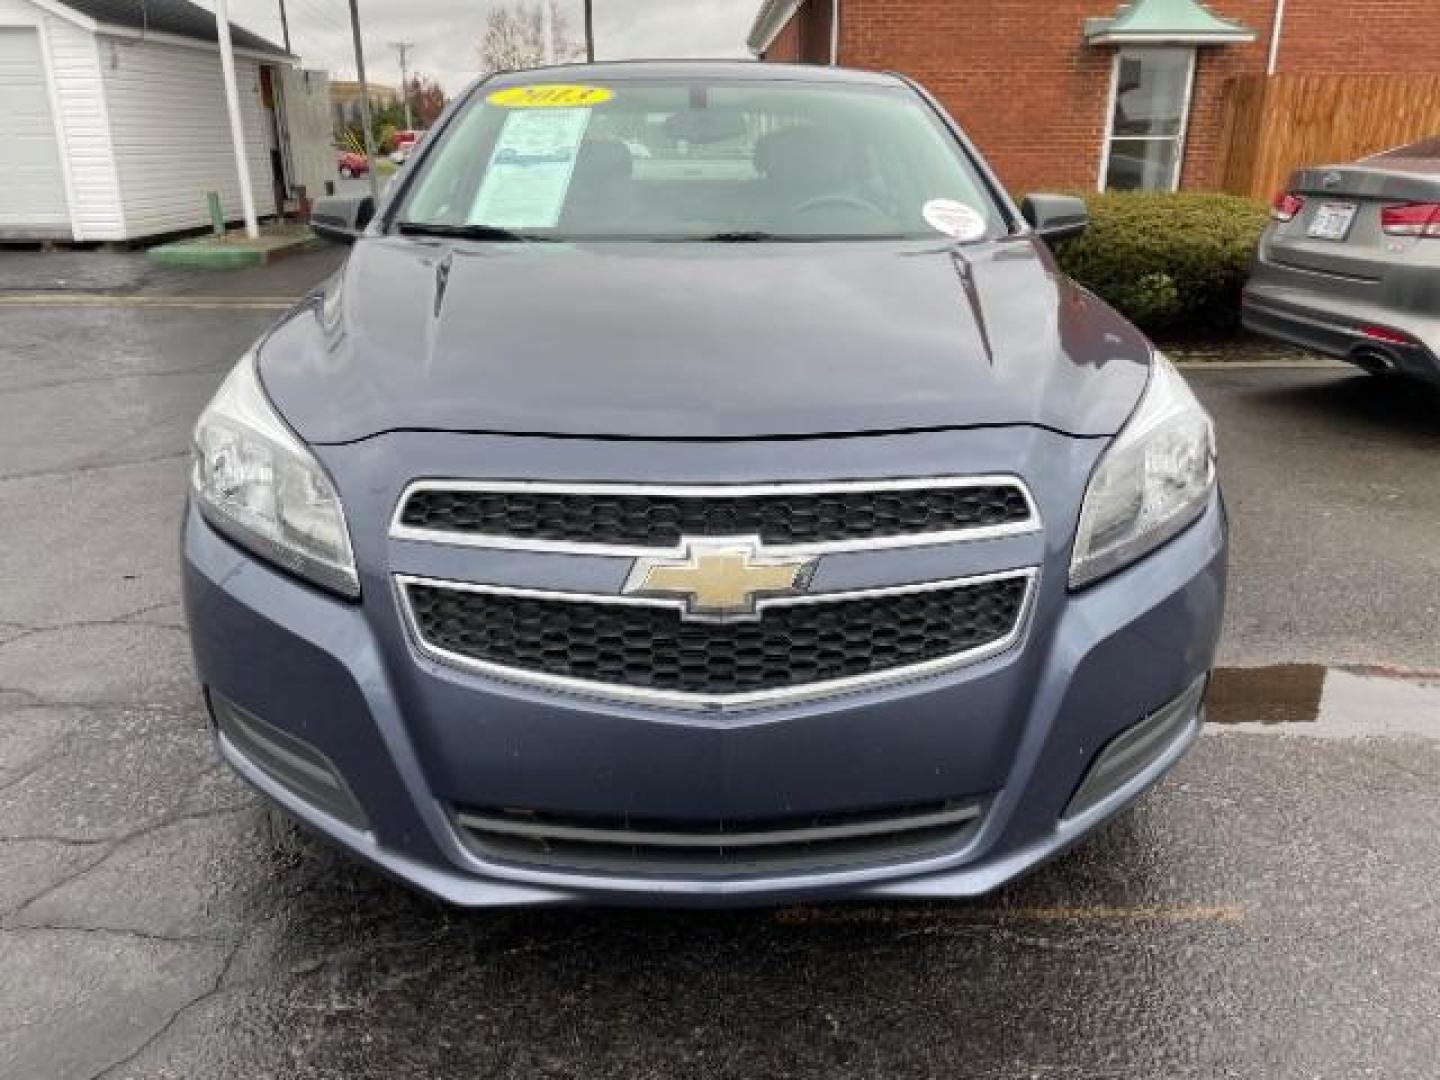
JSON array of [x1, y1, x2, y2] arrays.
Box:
[[1, 249, 1438, 1079]]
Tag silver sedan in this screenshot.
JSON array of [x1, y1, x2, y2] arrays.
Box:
[[1243, 137, 1440, 384]]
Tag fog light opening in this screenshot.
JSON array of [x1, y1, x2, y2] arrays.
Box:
[[1063, 676, 1207, 821], [209, 691, 370, 831]]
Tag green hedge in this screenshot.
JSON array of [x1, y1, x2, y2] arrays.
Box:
[[1053, 192, 1269, 333]]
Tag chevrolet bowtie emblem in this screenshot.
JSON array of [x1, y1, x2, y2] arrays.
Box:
[[623, 539, 817, 622]]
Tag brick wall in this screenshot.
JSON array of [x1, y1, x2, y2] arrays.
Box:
[[838, 0, 1117, 193], [760, 0, 1440, 193]]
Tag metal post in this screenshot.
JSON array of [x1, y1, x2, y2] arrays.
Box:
[[277, 0, 292, 53], [584, 0, 594, 63], [213, 0, 260, 238], [542, 0, 555, 64], [346, 0, 381, 203]]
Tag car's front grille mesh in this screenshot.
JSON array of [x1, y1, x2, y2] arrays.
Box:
[[404, 576, 1028, 700], [453, 798, 987, 878], [398, 483, 1032, 548]]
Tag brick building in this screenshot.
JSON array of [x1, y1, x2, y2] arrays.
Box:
[[748, 0, 1438, 194]]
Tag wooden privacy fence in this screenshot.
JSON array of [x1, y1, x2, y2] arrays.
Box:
[[1216, 73, 1440, 199]]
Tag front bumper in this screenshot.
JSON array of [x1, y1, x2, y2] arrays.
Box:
[[183, 473, 1227, 908]]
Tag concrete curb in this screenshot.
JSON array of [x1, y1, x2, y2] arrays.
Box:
[[146, 232, 319, 270]]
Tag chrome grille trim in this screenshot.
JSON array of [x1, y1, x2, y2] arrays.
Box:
[[456, 801, 983, 850], [451, 798, 988, 877], [394, 567, 1038, 712], [389, 475, 1042, 557]]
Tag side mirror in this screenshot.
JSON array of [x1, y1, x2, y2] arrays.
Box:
[[311, 194, 375, 245], [1021, 194, 1088, 242]]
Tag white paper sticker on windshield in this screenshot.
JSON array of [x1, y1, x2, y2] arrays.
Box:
[[470, 107, 592, 229], [922, 199, 987, 242]]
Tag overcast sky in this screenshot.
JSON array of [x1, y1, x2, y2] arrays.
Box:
[[209, 0, 757, 94]]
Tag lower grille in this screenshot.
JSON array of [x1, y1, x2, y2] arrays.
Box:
[[400, 570, 1033, 709], [453, 799, 986, 878]]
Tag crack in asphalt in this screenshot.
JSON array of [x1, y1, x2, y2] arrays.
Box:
[[0, 843, 116, 920], [77, 898, 316, 1080], [0, 800, 251, 850], [0, 364, 224, 398], [0, 748, 73, 795], [0, 923, 229, 946], [0, 449, 189, 485], [0, 694, 197, 714], [0, 613, 191, 651], [87, 934, 245, 1080]]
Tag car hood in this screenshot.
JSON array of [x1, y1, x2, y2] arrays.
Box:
[[259, 235, 1151, 443]]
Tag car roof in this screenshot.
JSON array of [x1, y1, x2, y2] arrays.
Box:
[[482, 60, 906, 90]]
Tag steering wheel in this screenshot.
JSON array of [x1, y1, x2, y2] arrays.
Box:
[[790, 192, 888, 220]]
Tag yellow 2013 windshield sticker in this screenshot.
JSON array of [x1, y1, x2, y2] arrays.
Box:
[[487, 85, 613, 109]]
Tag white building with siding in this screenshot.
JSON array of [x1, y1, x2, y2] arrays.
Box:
[[0, 0, 328, 241]]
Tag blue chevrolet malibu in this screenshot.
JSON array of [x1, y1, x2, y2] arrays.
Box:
[[183, 63, 1226, 906]]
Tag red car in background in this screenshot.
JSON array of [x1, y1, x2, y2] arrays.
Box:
[[336, 150, 370, 178], [390, 130, 424, 164]]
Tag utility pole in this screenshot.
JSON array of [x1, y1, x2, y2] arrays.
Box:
[[541, 0, 555, 64], [277, 0, 291, 53], [584, 0, 594, 62], [346, 0, 381, 204], [213, 0, 260, 237], [391, 41, 415, 129]]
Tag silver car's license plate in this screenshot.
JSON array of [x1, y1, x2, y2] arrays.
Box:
[[1307, 202, 1358, 241]]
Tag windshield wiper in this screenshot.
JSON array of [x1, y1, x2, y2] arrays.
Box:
[[700, 230, 792, 242], [395, 221, 551, 242], [698, 231, 914, 243]]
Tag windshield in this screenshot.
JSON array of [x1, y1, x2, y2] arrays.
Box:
[[396, 77, 1006, 241]]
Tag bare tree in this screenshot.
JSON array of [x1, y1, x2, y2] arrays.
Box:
[[477, 1, 583, 74]]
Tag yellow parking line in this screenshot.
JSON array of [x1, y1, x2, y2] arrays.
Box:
[[773, 903, 1244, 926]]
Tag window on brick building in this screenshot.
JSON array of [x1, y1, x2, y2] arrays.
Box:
[[1101, 47, 1196, 192]]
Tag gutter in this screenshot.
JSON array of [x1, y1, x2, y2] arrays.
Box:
[[1266, 0, 1286, 74], [746, 0, 803, 56], [99, 23, 295, 63]]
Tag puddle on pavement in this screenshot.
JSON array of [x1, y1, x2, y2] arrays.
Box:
[[1206, 664, 1440, 739]]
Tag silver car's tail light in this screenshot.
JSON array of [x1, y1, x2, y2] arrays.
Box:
[[1380, 203, 1440, 238], [1270, 192, 1305, 222]]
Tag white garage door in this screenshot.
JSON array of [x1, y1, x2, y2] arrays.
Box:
[[0, 27, 70, 235]]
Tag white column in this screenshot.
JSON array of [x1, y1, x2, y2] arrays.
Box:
[[213, 0, 260, 238]]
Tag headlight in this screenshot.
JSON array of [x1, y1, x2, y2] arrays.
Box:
[[191, 353, 359, 598], [1069, 352, 1216, 589]]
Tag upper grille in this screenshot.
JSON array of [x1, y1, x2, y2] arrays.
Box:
[[401, 571, 1032, 708], [395, 479, 1035, 551]]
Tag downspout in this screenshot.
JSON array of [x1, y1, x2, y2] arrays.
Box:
[[1266, 0, 1286, 75], [830, 0, 840, 65]]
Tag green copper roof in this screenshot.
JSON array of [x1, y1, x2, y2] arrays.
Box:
[[1084, 0, 1256, 45]]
